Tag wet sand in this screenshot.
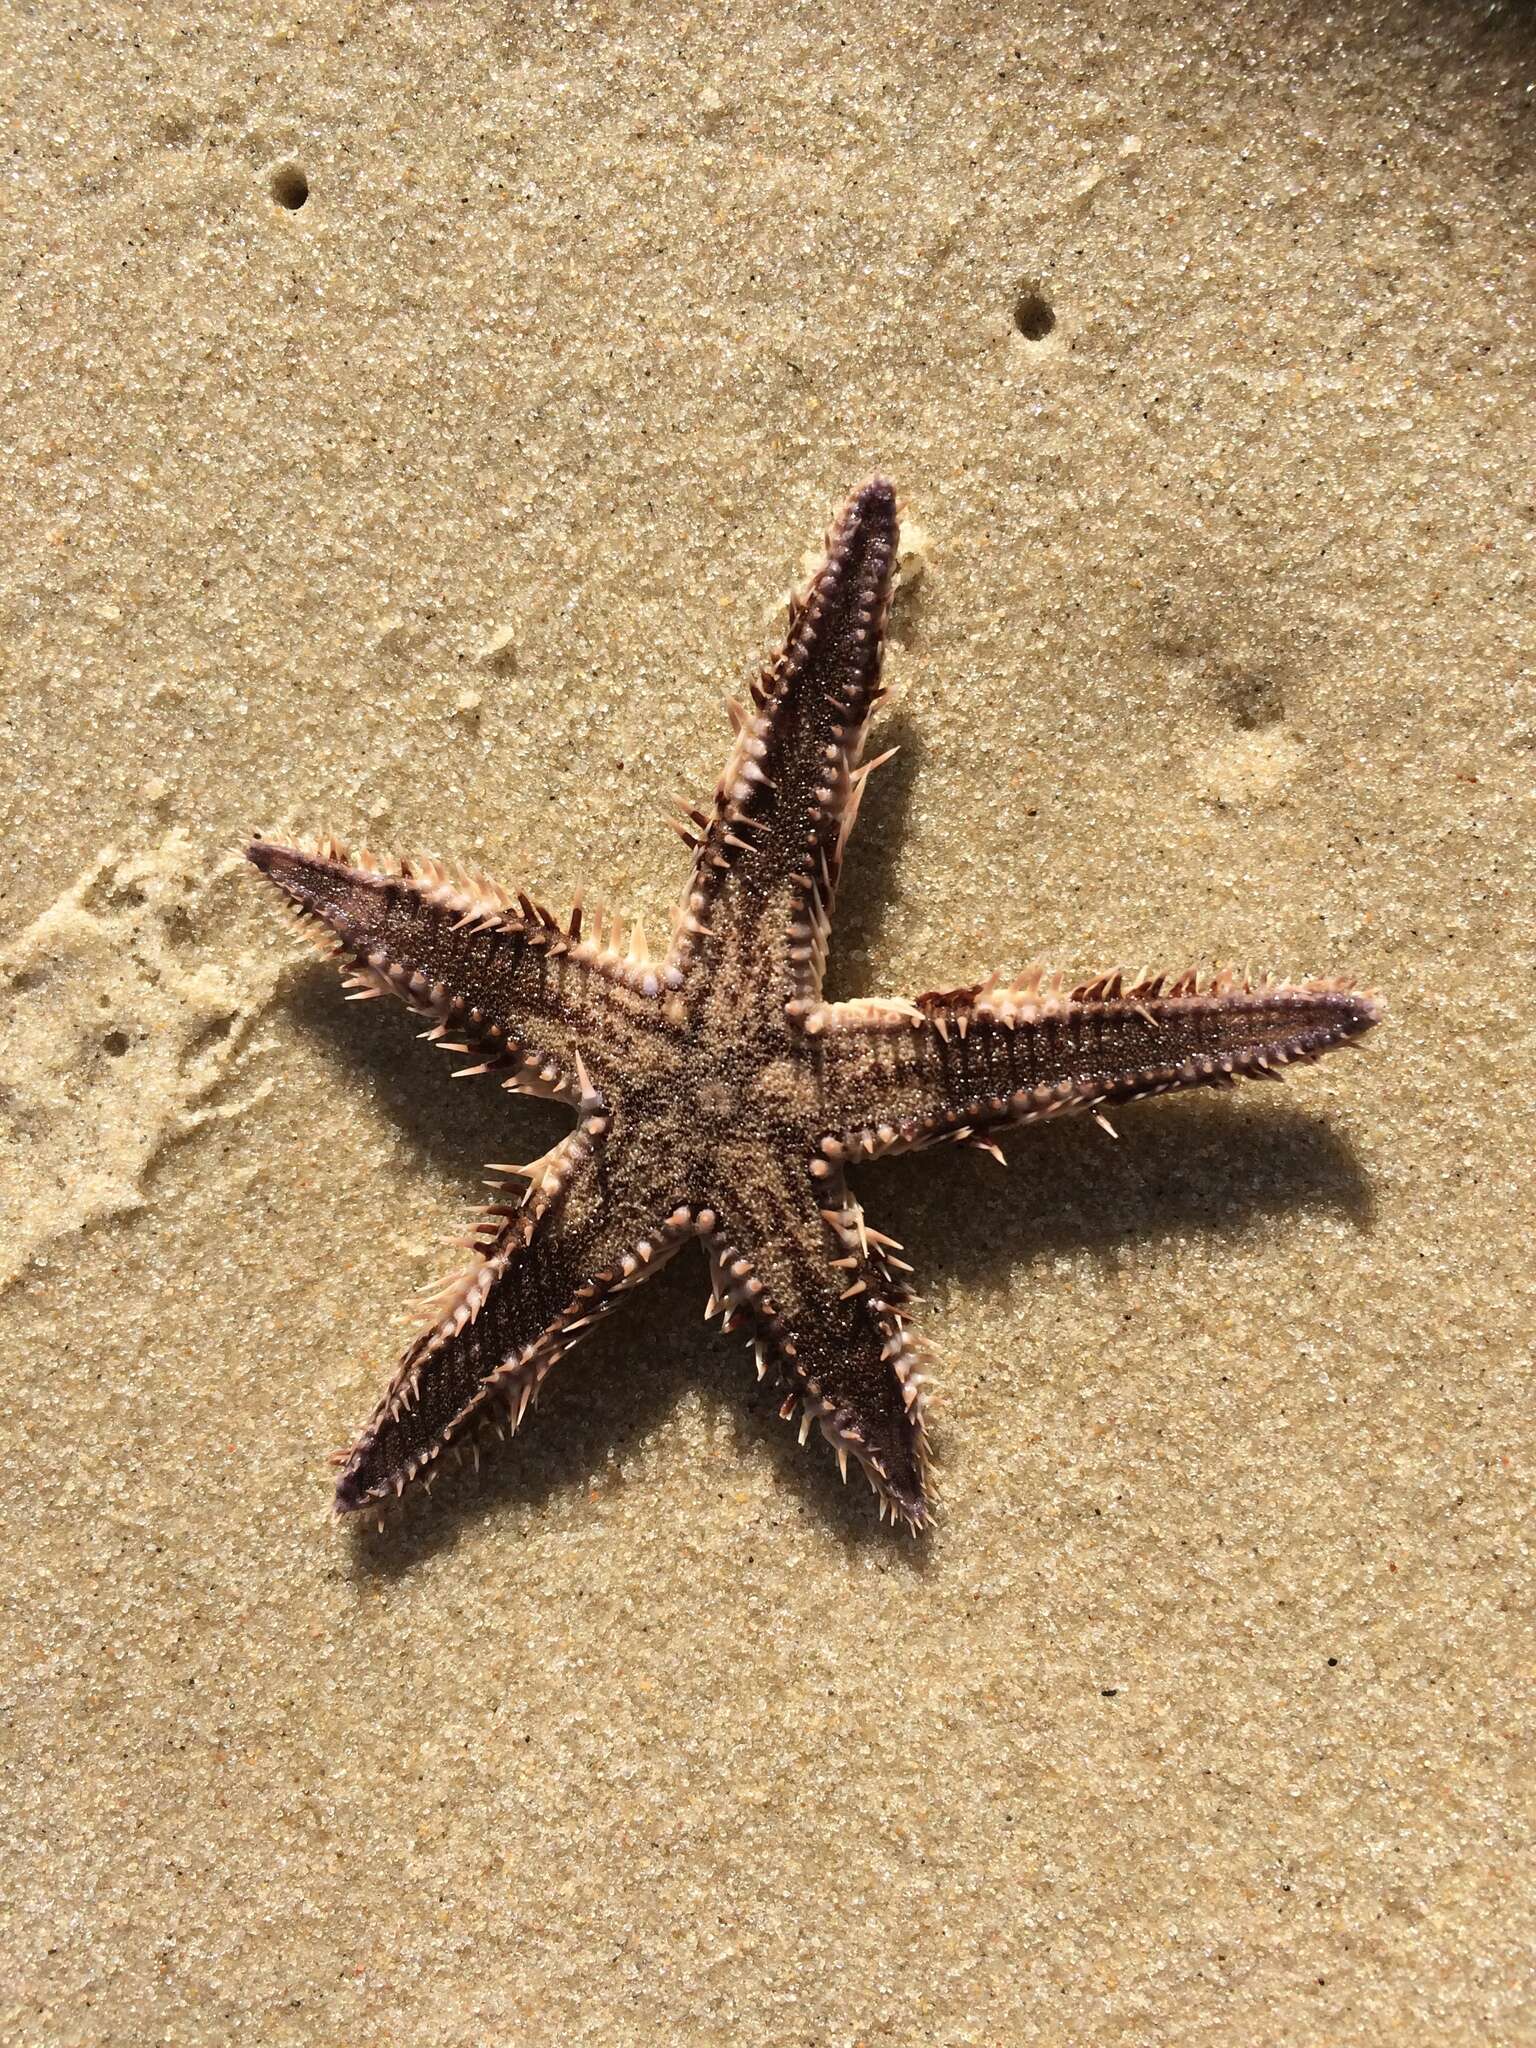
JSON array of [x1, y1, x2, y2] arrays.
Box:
[[3, 4, 1532, 2041]]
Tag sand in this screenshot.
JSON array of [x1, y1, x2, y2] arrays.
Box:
[[2, 3, 1533, 2042]]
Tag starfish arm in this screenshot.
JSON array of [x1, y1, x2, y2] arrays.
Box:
[[666, 478, 899, 1007], [809, 970, 1385, 1160], [247, 836, 661, 1103], [703, 1154, 933, 1528], [332, 1111, 696, 1515]]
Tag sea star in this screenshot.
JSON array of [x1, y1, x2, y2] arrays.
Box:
[[249, 478, 1382, 1531]]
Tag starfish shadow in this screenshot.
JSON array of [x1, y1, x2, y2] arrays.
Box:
[[289, 953, 1374, 1578], [336, 1095, 1370, 1580], [860, 1090, 1375, 1321], [824, 704, 921, 983], [278, 528, 1381, 1563], [289, 965, 571, 1182]]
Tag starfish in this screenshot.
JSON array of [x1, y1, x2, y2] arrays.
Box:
[[248, 478, 1382, 1532]]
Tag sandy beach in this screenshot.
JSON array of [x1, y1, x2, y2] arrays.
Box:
[[3, 3, 1532, 2041]]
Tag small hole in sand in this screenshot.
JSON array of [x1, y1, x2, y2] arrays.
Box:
[[102, 1030, 131, 1058], [1012, 287, 1056, 342], [270, 163, 309, 210]]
